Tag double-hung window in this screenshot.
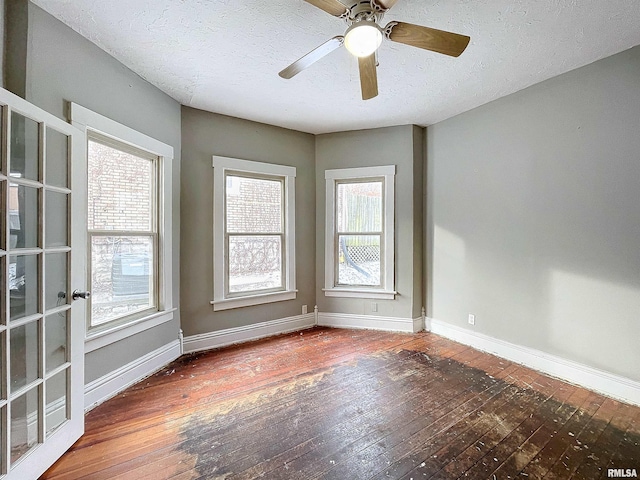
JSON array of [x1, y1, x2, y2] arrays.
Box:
[[71, 103, 175, 348], [324, 165, 396, 299], [87, 134, 158, 327], [212, 156, 296, 310]]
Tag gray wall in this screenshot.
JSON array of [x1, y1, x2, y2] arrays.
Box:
[[180, 106, 316, 335], [4, 0, 27, 96], [426, 46, 640, 381], [9, 3, 182, 383], [315, 125, 424, 319]]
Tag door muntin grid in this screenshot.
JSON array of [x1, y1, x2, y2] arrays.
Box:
[[1, 105, 73, 475]]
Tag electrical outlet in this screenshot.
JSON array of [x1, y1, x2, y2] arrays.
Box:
[[468, 314, 475, 326], [302, 305, 307, 314], [372, 302, 378, 312]]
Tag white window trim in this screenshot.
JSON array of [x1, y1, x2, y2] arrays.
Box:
[[324, 165, 396, 300], [211, 155, 296, 311], [70, 103, 175, 350]]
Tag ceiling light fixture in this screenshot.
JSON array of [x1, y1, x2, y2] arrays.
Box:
[[344, 21, 383, 57]]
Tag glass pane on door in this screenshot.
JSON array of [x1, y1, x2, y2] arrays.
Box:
[[0, 332, 4, 397], [45, 253, 68, 311], [10, 387, 39, 464], [9, 184, 39, 249], [45, 370, 68, 437], [45, 314, 67, 374], [10, 321, 40, 392], [0, 405, 4, 471], [45, 128, 68, 188], [10, 112, 40, 181], [45, 191, 68, 247], [9, 254, 40, 322], [0, 181, 6, 250], [0, 256, 5, 320]]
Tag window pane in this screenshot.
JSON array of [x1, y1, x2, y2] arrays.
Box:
[[10, 111, 40, 181], [45, 191, 68, 247], [90, 236, 155, 326], [10, 320, 40, 392], [11, 388, 39, 464], [0, 256, 4, 330], [1, 181, 6, 250], [9, 184, 39, 249], [336, 181, 382, 233], [337, 235, 381, 286], [226, 175, 282, 234], [45, 313, 67, 373], [45, 127, 69, 188], [9, 254, 40, 322], [46, 369, 69, 437], [87, 140, 154, 231], [45, 253, 68, 311], [228, 235, 282, 293]]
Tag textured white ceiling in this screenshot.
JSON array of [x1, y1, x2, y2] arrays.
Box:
[[32, 0, 640, 134]]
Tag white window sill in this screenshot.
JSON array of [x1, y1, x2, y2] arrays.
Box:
[[210, 290, 297, 311], [323, 288, 397, 300], [85, 308, 177, 353]]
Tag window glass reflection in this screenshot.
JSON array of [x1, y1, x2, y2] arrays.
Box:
[[9, 184, 39, 249], [10, 112, 39, 181], [9, 255, 40, 321]]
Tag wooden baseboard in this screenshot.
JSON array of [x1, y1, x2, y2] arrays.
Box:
[[317, 312, 423, 333], [183, 313, 316, 354], [84, 340, 181, 411], [428, 318, 640, 406]]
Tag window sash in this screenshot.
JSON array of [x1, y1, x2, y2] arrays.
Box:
[[224, 171, 285, 234], [334, 178, 384, 234], [87, 231, 159, 327], [324, 165, 395, 299], [333, 178, 385, 288], [223, 171, 286, 298], [88, 131, 158, 162], [335, 233, 382, 287], [86, 137, 158, 234], [86, 141, 160, 330], [224, 232, 285, 297]]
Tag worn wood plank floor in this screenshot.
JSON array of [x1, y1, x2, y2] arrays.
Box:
[[41, 327, 640, 480]]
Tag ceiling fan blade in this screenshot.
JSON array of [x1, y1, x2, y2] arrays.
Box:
[[374, 0, 399, 11], [386, 21, 470, 57], [279, 36, 344, 79], [358, 53, 378, 100], [303, 0, 349, 17]]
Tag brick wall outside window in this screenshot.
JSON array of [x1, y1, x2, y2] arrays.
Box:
[[88, 141, 153, 231]]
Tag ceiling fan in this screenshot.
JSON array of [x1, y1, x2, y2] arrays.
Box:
[[279, 0, 470, 100]]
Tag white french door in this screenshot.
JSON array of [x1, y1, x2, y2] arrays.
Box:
[[0, 88, 85, 479]]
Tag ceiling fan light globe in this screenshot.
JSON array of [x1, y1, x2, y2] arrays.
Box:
[[344, 22, 383, 57]]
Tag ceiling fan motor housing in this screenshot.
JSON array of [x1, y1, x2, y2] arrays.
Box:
[[346, 1, 385, 25]]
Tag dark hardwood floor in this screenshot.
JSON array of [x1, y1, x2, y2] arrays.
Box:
[[41, 327, 640, 479]]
